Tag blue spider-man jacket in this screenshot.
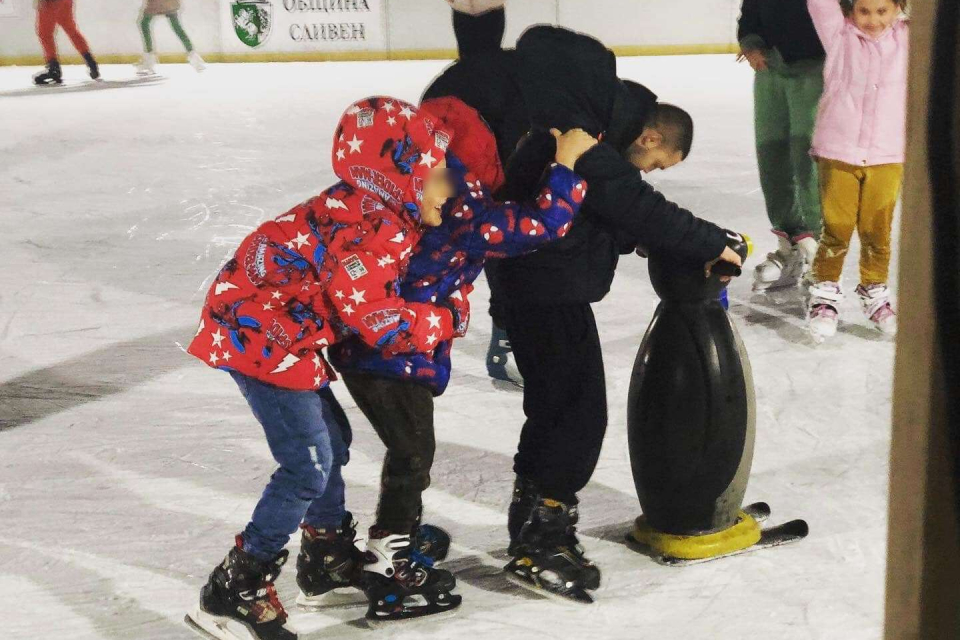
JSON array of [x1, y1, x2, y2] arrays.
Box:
[[328, 152, 587, 395]]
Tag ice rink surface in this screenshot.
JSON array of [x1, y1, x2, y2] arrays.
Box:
[[0, 55, 895, 639]]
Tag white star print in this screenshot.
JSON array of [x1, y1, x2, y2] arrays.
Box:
[[271, 290, 282, 300], [390, 232, 405, 244], [336, 148, 346, 161], [427, 312, 442, 329], [312, 352, 323, 370], [222, 350, 232, 362], [349, 288, 367, 305], [377, 255, 396, 268], [426, 334, 438, 346], [211, 329, 225, 348], [342, 304, 355, 316], [262, 302, 275, 311], [208, 351, 221, 365], [399, 105, 415, 120], [291, 231, 311, 249], [383, 101, 396, 113], [419, 149, 437, 168], [400, 246, 412, 260], [347, 134, 363, 154], [335, 290, 345, 300], [214, 282, 238, 295], [386, 116, 397, 126], [314, 375, 323, 387]]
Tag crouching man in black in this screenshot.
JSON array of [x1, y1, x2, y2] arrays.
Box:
[[425, 5, 742, 603]]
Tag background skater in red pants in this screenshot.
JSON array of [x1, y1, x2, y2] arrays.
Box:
[[34, 0, 99, 85]]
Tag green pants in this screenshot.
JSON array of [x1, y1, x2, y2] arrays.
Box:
[[753, 58, 824, 241], [140, 12, 193, 53]]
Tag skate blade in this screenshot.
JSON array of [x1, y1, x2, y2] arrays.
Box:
[[504, 571, 595, 605], [184, 607, 260, 640], [296, 587, 365, 610], [364, 593, 462, 626]]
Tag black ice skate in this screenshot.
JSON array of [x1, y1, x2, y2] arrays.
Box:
[[33, 60, 62, 86], [505, 497, 601, 604], [185, 535, 296, 640], [82, 52, 100, 81], [362, 530, 462, 623], [294, 513, 365, 609], [507, 476, 540, 556]]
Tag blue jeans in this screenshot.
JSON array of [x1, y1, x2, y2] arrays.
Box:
[[230, 372, 351, 562]]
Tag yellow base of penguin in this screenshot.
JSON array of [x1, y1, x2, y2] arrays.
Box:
[[629, 511, 762, 561]]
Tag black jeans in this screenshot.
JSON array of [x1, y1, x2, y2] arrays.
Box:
[[341, 372, 435, 534], [494, 302, 608, 503]]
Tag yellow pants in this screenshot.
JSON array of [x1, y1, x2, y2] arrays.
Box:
[[812, 158, 903, 285]]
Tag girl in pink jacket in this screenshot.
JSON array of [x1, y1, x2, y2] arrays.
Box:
[[805, 0, 908, 340]]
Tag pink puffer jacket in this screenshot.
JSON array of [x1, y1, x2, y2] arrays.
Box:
[[807, 0, 908, 166]]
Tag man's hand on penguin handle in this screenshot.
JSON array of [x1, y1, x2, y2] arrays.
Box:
[[705, 246, 743, 282]]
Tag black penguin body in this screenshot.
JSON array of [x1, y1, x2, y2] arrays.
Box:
[[627, 234, 755, 535]]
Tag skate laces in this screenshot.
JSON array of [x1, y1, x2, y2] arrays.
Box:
[[810, 303, 838, 320]]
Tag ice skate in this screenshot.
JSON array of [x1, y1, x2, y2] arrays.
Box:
[[185, 536, 296, 640], [486, 324, 523, 388], [82, 52, 100, 81], [856, 283, 897, 336], [753, 237, 805, 292], [362, 531, 462, 623], [136, 53, 158, 76], [507, 476, 540, 556], [33, 60, 63, 86], [807, 281, 843, 342], [295, 513, 365, 609], [505, 496, 601, 604], [189, 51, 207, 72]]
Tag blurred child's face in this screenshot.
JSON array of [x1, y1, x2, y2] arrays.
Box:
[[625, 129, 685, 174], [420, 158, 454, 227], [851, 0, 900, 38]]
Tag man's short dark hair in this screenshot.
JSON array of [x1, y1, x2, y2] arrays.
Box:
[[653, 103, 694, 159]]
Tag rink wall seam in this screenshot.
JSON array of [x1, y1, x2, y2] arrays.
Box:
[[0, 44, 738, 67]]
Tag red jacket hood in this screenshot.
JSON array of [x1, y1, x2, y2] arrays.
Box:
[[421, 96, 505, 192], [332, 96, 452, 221]]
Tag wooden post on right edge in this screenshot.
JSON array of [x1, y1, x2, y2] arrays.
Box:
[[884, 0, 960, 637]]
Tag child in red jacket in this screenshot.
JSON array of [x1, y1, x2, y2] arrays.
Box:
[[185, 96, 460, 640], [33, 0, 99, 85]]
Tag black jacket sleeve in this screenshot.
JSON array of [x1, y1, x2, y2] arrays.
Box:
[[737, 0, 766, 50], [573, 143, 728, 265]]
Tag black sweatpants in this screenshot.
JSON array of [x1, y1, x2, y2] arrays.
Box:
[[494, 302, 608, 503], [340, 371, 435, 534]]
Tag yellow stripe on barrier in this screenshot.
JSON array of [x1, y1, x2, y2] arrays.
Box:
[[0, 44, 737, 67]]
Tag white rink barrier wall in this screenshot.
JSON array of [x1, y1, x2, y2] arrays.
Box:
[[0, 0, 741, 66]]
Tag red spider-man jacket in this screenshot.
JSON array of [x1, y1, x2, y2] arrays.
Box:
[[187, 97, 460, 390]]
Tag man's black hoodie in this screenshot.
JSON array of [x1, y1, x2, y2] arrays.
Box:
[[424, 23, 728, 305]]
